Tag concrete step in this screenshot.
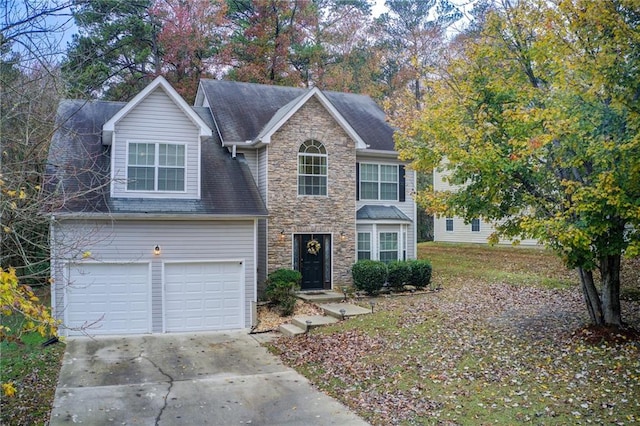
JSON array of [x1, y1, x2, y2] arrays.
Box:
[[278, 323, 306, 337], [296, 291, 345, 303], [320, 303, 371, 320], [291, 315, 339, 330]]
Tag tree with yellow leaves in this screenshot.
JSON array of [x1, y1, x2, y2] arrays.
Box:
[[396, 0, 640, 327]]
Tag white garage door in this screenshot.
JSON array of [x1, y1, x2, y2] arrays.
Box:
[[66, 263, 151, 335], [164, 261, 243, 332]]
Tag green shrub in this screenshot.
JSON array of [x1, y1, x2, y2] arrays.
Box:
[[387, 261, 412, 289], [407, 259, 433, 289], [265, 269, 301, 316], [351, 260, 387, 295]]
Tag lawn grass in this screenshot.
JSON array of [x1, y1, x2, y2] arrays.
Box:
[[0, 289, 64, 426], [272, 242, 640, 425]]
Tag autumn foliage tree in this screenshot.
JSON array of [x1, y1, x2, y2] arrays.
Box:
[[395, 0, 640, 327], [150, 0, 228, 102]]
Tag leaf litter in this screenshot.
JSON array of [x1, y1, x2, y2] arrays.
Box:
[[271, 246, 640, 425]]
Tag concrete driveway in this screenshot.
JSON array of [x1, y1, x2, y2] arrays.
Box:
[[49, 331, 368, 425]]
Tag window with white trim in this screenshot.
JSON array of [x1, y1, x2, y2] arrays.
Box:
[[357, 232, 371, 260], [127, 142, 185, 191], [445, 217, 454, 232], [379, 232, 398, 263], [298, 140, 327, 196], [471, 218, 480, 232], [360, 164, 398, 200]]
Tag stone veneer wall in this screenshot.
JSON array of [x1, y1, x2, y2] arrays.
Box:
[[267, 96, 356, 287]]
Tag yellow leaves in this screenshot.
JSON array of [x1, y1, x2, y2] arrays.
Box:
[[0, 268, 58, 339], [3, 226, 10, 234], [82, 251, 92, 259], [2, 382, 16, 398]]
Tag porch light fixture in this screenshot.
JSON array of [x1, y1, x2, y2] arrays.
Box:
[[369, 300, 376, 313], [340, 231, 346, 241], [339, 308, 346, 320], [154, 245, 161, 255], [280, 230, 286, 241]]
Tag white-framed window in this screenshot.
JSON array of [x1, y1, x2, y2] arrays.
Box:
[[471, 218, 480, 232], [379, 232, 398, 263], [357, 232, 371, 260], [360, 163, 398, 200], [445, 217, 454, 232], [298, 140, 327, 196], [127, 142, 186, 191]]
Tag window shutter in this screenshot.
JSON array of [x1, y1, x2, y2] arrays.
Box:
[[399, 164, 405, 202], [356, 162, 360, 200]]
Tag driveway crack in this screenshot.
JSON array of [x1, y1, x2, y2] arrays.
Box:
[[138, 352, 174, 426]]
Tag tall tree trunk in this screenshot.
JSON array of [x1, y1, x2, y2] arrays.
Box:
[[600, 254, 622, 326], [577, 267, 603, 325]]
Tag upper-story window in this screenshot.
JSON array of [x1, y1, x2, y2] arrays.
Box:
[[471, 218, 480, 232], [127, 142, 185, 191], [360, 163, 398, 200], [298, 140, 327, 196]]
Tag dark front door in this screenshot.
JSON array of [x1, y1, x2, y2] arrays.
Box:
[[296, 234, 331, 290]]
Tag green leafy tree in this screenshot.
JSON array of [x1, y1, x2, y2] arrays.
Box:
[[396, 0, 640, 327], [63, 0, 161, 100]]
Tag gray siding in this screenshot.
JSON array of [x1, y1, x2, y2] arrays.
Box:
[[236, 148, 258, 181], [356, 154, 417, 259], [112, 87, 201, 199], [51, 219, 256, 331], [257, 146, 268, 203]]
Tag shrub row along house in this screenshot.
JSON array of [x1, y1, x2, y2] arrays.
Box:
[[46, 77, 417, 336]]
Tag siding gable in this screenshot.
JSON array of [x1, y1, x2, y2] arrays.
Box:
[[111, 87, 202, 199]]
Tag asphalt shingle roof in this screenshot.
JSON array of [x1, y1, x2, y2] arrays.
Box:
[[198, 79, 395, 151], [45, 99, 267, 217]]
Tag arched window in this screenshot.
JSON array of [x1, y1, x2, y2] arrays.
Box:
[[298, 140, 327, 196]]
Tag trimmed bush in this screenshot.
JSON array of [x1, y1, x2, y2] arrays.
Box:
[[265, 269, 301, 316], [387, 261, 412, 290], [407, 259, 433, 289], [352, 260, 387, 295]]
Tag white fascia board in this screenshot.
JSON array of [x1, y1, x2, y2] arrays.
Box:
[[102, 76, 212, 144], [356, 219, 413, 225], [356, 148, 400, 158], [256, 87, 368, 149], [52, 212, 268, 220]]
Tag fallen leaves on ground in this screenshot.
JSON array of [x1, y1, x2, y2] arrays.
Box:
[[271, 248, 640, 425]]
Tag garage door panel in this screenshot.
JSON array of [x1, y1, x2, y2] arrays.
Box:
[[66, 263, 150, 335], [164, 262, 242, 332]]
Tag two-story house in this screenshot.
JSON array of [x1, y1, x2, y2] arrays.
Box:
[[46, 76, 416, 336], [433, 164, 538, 245]]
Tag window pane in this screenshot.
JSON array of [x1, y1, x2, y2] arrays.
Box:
[[379, 232, 398, 263], [446, 218, 454, 232], [380, 182, 397, 200], [158, 168, 185, 191], [360, 164, 378, 181], [129, 143, 155, 166], [298, 141, 327, 196], [127, 166, 155, 190], [360, 182, 378, 200], [380, 165, 397, 182], [159, 144, 185, 167], [471, 218, 480, 232]]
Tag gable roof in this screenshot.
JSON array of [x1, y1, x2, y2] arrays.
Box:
[[45, 99, 267, 218], [102, 76, 211, 144], [197, 79, 396, 151]]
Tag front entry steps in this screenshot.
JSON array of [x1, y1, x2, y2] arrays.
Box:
[[296, 291, 345, 304], [278, 302, 371, 337]]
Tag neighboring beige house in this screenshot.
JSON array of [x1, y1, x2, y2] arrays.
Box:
[[433, 165, 539, 246], [46, 76, 417, 336]]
